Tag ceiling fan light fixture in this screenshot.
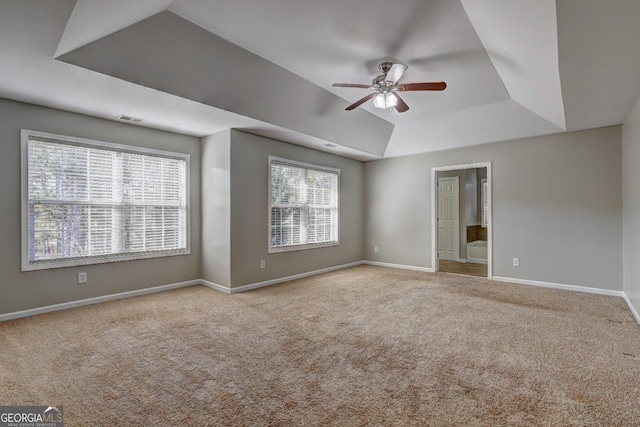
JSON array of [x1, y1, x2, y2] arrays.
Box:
[[333, 62, 446, 113], [373, 92, 398, 109]]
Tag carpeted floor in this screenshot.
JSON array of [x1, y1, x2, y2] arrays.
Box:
[[1, 265, 639, 426]]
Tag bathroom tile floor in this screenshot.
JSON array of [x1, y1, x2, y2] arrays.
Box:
[[438, 260, 488, 277]]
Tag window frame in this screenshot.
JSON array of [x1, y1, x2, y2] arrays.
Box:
[[20, 129, 191, 271], [268, 156, 340, 253], [481, 178, 488, 228]]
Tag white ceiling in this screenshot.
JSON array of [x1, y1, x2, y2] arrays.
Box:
[[1, 0, 640, 160]]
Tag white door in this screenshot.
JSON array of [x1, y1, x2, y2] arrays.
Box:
[[438, 176, 459, 261]]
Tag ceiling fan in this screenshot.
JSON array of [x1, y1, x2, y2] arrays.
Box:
[[332, 62, 446, 113]]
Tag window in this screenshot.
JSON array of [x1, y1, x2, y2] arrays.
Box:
[[481, 178, 488, 228], [269, 156, 339, 252], [21, 130, 190, 271]]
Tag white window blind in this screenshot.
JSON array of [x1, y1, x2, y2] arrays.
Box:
[[269, 156, 339, 253], [21, 130, 190, 271]]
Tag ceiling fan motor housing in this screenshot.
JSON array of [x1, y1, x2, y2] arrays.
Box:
[[372, 75, 390, 91], [378, 62, 394, 74]]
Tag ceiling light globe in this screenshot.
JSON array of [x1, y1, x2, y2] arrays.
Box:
[[373, 93, 386, 109], [373, 93, 398, 109], [386, 93, 398, 108]]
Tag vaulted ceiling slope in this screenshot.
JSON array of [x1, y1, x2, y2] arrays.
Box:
[[1, 0, 640, 160]]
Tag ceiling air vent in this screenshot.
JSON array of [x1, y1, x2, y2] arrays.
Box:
[[117, 114, 144, 123]]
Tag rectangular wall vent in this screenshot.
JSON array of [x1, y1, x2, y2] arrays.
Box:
[[117, 114, 144, 123]]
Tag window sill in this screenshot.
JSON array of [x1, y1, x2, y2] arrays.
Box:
[[268, 241, 340, 254], [22, 248, 191, 272]]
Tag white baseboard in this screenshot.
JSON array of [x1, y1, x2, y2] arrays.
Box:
[[622, 293, 640, 325], [0, 263, 363, 321], [0, 279, 200, 322], [492, 276, 624, 297], [439, 258, 466, 263], [199, 279, 231, 294], [5, 265, 636, 327], [364, 260, 434, 273], [228, 261, 364, 293]]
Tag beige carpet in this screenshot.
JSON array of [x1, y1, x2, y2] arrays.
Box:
[[1, 266, 639, 426]]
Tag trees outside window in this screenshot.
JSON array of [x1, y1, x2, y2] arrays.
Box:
[[269, 157, 339, 253], [21, 130, 189, 271]]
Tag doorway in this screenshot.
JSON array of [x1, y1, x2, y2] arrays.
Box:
[[432, 162, 492, 279]]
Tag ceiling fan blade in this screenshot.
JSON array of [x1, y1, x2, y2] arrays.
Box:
[[345, 93, 377, 111], [398, 82, 447, 91], [386, 63, 408, 84], [332, 83, 371, 89], [394, 93, 410, 113]]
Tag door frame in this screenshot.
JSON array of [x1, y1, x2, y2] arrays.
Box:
[[431, 162, 492, 279]]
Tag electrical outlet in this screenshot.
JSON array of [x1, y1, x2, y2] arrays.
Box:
[[374, 246, 379, 253], [78, 272, 87, 283], [513, 258, 520, 267], [260, 260, 266, 269]]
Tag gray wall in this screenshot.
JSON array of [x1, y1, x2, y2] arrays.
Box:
[[365, 126, 623, 291], [477, 167, 487, 225], [465, 169, 479, 227], [0, 98, 201, 314], [228, 130, 364, 288], [201, 130, 232, 287], [1, 96, 630, 315], [622, 93, 640, 316]]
